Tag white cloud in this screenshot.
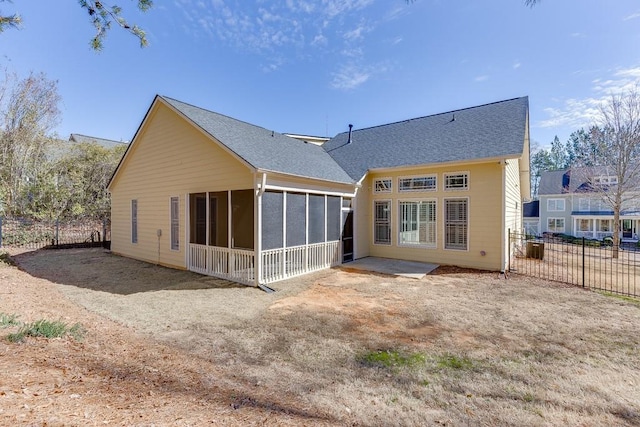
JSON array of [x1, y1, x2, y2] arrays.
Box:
[[330, 65, 370, 90], [570, 32, 587, 38], [513, 61, 521, 70], [623, 11, 640, 21], [474, 75, 489, 82], [538, 66, 640, 129]]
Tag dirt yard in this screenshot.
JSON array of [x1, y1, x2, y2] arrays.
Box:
[[1, 248, 640, 426]]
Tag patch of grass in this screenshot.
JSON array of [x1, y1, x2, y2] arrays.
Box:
[[598, 292, 640, 306], [0, 312, 20, 328], [0, 251, 16, 266], [435, 354, 474, 370], [359, 349, 426, 369], [7, 319, 84, 343]]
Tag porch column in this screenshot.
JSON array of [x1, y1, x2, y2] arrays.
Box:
[[282, 192, 287, 277], [255, 186, 262, 286]]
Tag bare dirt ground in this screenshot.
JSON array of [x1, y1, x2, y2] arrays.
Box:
[[2, 248, 640, 426]]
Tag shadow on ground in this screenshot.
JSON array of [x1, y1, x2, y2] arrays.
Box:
[[11, 248, 248, 295]]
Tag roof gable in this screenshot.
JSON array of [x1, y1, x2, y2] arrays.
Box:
[[161, 97, 354, 184], [323, 97, 529, 180]]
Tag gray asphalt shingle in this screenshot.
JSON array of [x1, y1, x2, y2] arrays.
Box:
[[322, 97, 529, 180], [162, 96, 355, 184]]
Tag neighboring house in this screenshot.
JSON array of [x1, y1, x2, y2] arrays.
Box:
[[538, 168, 640, 240], [69, 133, 129, 149], [107, 95, 531, 286], [523, 200, 540, 236]]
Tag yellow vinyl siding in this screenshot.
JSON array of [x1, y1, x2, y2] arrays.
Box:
[[361, 162, 504, 270], [354, 178, 371, 259], [110, 101, 253, 268], [504, 157, 523, 269]]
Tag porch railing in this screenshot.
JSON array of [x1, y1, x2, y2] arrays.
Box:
[[188, 244, 255, 285], [260, 241, 340, 284]]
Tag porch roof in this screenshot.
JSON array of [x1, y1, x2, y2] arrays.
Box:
[[162, 96, 355, 185]]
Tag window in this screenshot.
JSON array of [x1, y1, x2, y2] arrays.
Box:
[[374, 200, 391, 245], [547, 218, 565, 233], [578, 198, 590, 212], [594, 175, 618, 185], [131, 199, 138, 243], [170, 197, 179, 250], [444, 198, 468, 250], [597, 219, 611, 232], [399, 200, 436, 247], [577, 219, 592, 232], [547, 198, 565, 212], [399, 175, 436, 192], [444, 172, 469, 190], [374, 178, 392, 193]]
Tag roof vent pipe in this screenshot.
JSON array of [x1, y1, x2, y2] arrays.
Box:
[[348, 124, 353, 144]]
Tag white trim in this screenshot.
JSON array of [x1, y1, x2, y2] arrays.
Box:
[[264, 183, 355, 198], [373, 199, 392, 245], [184, 193, 189, 267], [547, 217, 565, 233], [443, 197, 469, 251], [397, 198, 437, 248], [169, 195, 180, 251], [397, 174, 437, 192], [443, 171, 470, 191], [373, 177, 393, 194], [547, 198, 566, 212]]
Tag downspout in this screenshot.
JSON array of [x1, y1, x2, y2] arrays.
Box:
[[500, 159, 507, 273]]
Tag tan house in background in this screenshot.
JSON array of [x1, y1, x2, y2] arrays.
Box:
[[107, 95, 530, 286]]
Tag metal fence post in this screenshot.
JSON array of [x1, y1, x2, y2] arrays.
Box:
[[55, 218, 59, 248], [582, 237, 585, 288], [102, 219, 106, 243]]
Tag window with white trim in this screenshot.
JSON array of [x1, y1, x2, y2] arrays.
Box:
[[597, 219, 612, 232], [444, 198, 468, 250], [577, 218, 592, 232], [374, 178, 392, 193], [170, 196, 179, 250], [374, 200, 391, 245], [547, 218, 565, 233], [399, 175, 436, 192], [131, 199, 138, 243], [547, 198, 565, 212], [578, 198, 590, 212], [399, 200, 436, 247], [444, 172, 468, 190]]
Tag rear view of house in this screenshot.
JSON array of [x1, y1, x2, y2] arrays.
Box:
[[108, 95, 531, 286]]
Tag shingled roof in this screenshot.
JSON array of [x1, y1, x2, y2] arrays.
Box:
[[322, 97, 529, 181], [162, 96, 355, 184]]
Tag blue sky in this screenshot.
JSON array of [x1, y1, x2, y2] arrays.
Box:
[[2, 0, 640, 150]]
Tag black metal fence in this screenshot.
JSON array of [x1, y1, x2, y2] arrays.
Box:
[[0, 217, 110, 250], [509, 231, 640, 298]]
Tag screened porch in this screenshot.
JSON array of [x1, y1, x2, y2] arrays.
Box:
[[186, 189, 349, 286]]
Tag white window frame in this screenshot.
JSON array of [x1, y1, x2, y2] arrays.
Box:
[[547, 217, 565, 233], [444, 172, 469, 191], [373, 178, 392, 194], [547, 198, 565, 212], [170, 196, 180, 251], [597, 219, 612, 232], [578, 198, 590, 212], [131, 199, 138, 244], [373, 200, 392, 245], [398, 199, 437, 248], [444, 197, 468, 251], [398, 175, 437, 192], [577, 218, 592, 232]]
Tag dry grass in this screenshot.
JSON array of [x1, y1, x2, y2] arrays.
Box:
[[5, 248, 640, 426]]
